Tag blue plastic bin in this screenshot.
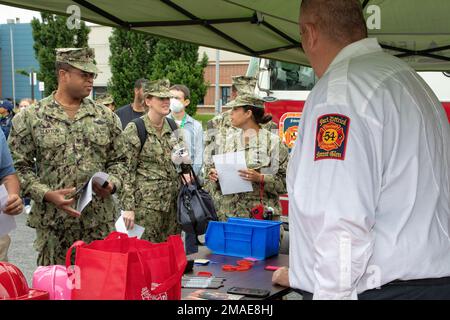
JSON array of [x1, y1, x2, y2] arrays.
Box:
[[205, 218, 282, 260]]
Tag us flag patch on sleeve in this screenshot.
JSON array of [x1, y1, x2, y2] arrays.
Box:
[[314, 114, 350, 161]]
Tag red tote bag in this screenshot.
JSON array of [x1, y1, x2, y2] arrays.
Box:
[[65, 232, 187, 300]]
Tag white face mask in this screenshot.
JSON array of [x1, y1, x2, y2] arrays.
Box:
[[170, 98, 185, 113]]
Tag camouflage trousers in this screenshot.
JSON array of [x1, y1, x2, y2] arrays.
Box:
[[203, 181, 227, 222], [34, 222, 114, 266], [135, 201, 181, 244]]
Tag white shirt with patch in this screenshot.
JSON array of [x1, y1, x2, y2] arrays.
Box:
[[287, 38, 450, 300]]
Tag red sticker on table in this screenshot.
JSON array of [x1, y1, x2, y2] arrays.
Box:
[[197, 272, 213, 277], [237, 260, 254, 267], [222, 265, 237, 272]]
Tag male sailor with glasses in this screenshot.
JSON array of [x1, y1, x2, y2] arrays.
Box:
[[7, 48, 128, 266]]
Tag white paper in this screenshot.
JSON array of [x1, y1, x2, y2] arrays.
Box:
[[115, 212, 145, 239], [0, 185, 16, 236], [76, 172, 110, 213], [0, 185, 8, 212], [213, 151, 253, 195]]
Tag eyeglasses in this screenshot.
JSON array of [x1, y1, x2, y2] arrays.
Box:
[[65, 69, 97, 80]]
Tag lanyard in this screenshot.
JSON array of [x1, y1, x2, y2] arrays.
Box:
[[180, 114, 187, 128], [259, 174, 265, 204]]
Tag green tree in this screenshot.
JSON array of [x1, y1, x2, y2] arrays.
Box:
[[150, 39, 208, 116], [31, 13, 89, 96], [108, 29, 158, 108]]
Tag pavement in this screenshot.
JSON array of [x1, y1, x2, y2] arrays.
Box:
[[8, 210, 37, 285]]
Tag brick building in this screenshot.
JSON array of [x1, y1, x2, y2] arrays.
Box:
[[200, 47, 250, 108]]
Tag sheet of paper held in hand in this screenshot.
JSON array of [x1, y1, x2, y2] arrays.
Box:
[[0, 184, 16, 237], [213, 151, 253, 195], [115, 211, 145, 239], [76, 172, 110, 213]]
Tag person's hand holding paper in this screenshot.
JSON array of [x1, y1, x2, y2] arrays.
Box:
[[44, 187, 80, 218], [122, 210, 135, 230], [115, 211, 145, 239], [76, 172, 111, 213], [208, 168, 219, 182], [212, 151, 253, 195], [0, 185, 17, 236], [238, 168, 263, 183], [92, 172, 115, 198], [3, 193, 23, 216]]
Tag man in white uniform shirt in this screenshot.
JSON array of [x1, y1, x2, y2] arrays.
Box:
[[272, 0, 450, 300]]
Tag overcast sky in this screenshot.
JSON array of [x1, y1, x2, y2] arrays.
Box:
[[0, 4, 101, 26], [0, 5, 41, 23]]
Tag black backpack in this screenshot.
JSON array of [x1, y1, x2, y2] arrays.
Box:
[[131, 116, 178, 152]]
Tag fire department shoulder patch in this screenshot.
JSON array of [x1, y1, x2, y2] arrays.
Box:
[[314, 114, 350, 161]]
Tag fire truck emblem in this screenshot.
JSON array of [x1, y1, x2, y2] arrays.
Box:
[[284, 126, 298, 148], [315, 114, 350, 161], [279, 112, 302, 151]]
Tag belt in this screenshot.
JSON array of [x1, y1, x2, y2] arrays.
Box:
[[293, 276, 450, 298], [386, 276, 450, 287]]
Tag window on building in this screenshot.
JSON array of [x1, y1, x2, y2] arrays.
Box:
[[221, 86, 231, 106]]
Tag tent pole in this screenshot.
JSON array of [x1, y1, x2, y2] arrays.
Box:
[[215, 49, 221, 115]]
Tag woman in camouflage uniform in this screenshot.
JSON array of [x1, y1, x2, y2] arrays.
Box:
[[205, 94, 289, 221], [120, 79, 184, 243]]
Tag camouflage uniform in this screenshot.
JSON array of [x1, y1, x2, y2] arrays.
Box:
[[227, 75, 277, 131], [203, 76, 255, 206], [7, 48, 127, 266], [95, 93, 114, 107], [231, 76, 278, 132], [204, 77, 279, 214], [121, 79, 182, 243], [205, 76, 257, 145], [232, 75, 258, 96], [204, 95, 289, 220]]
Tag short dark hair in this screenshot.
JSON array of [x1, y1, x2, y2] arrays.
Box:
[[134, 78, 148, 90], [300, 0, 367, 45], [170, 84, 190, 100], [54, 61, 73, 79]]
